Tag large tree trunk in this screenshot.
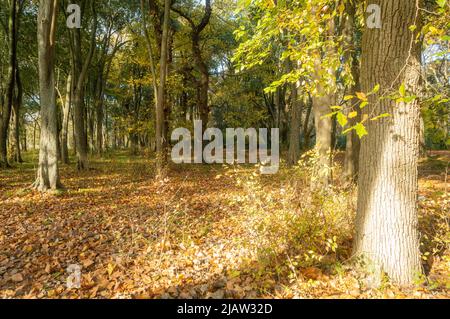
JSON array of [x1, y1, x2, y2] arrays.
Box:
[[353, 0, 422, 286], [0, 0, 18, 168], [61, 72, 72, 164], [34, 0, 61, 191]]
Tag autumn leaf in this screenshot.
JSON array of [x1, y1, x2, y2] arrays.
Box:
[[356, 92, 368, 101]]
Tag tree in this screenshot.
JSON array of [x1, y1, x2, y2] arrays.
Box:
[[154, 0, 171, 175], [59, 70, 72, 164], [0, 0, 19, 167], [34, 0, 61, 191], [287, 61, 303, 166], [140, 0, 172, 174], [172, 0, 212, 134], [68, 0, 98, 170], [311, 14, 337, 188], [353, 0, 423, 285]]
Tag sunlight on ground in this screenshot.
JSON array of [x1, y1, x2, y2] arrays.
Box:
[[0, 151, 448, 299]]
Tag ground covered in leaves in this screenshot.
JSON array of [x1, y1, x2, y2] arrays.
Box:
[[0, 151, 448, 299]]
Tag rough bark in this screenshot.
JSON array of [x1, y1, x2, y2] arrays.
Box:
[[343, 1, 361, 182], [0, 0, 18, 168], [34, 0, 61, 191], [353, 0, 423, 286]]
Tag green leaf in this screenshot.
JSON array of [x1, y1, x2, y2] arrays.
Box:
[[370, 84, 380, 94], [344, 95, 354, 101], [360, 101, 369, 109], [399, 83, 406, 97], [404, 95, 417, 103], [371, 113, 391, 121], [355, 123, 368, 139], [337, 112, 348, 127], [436, 0, 446, 8], [321, 111, 339, 119]]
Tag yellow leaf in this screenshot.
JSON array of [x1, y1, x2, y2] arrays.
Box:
[[107, 263, 116, 276], [356, 92, 368, 101], [348, 112, 358, 119]]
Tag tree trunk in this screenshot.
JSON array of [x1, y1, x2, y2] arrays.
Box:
[[34, 0, 61, 191], [155, 0, 171, 176], [73, 87, 89, 169], [353, 0, 422, 286], [61, 72, 72, 164], [0, 0, 18, 168], [312, 91, 333, 187], [193, 32, 210, 134], [302, 98, 313, 150], [70, 0, 97, 170], [95, 66, 104, 155], [12, 67, 23, 163], [311, 16, 336, 188], [288, 78, 303, 166], [172, 0, 212, 143]]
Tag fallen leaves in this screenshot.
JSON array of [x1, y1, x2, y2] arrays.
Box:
[[10, 273, 24, 283], [0, 152, 448, 299]]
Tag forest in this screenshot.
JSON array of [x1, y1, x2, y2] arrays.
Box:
[[0, 0, 448, 300]]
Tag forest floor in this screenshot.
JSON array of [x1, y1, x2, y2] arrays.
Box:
[[0, 150, 448, 299]]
